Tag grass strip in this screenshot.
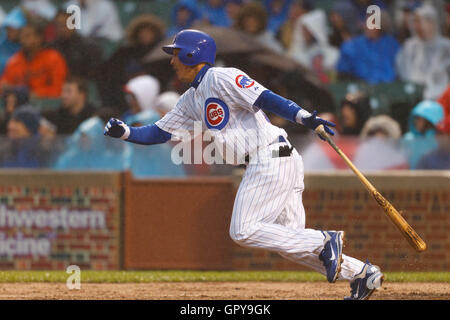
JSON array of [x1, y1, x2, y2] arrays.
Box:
[[0, 271, 448, 283]]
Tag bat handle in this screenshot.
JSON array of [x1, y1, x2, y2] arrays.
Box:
[[314, 124, 328, 140], [315, 124, 340, 152]]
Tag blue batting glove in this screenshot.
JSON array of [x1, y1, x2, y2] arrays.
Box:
[[301, 111, 336, 141], [104, 118, 130, 139]]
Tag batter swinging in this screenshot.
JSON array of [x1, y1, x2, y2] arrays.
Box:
[[104, 29, 384, 300]]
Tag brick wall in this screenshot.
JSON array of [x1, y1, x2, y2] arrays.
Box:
[[123, 173, 235, 270], [230, 171, 450, 272], [0, 170, 448, 272], [0, 171, 122, 270]]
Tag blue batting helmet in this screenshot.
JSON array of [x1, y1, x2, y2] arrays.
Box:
[[162, 29, 216, 66]]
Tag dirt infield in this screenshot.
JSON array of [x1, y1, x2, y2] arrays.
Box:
[[0, 282, 448, 300]]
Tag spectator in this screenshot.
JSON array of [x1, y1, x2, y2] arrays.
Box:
[[393, 0, 423, 44], [278, 0, 313, 50], [0, 20, 68, 98], [100, 14, 165, 113], [402, 100, 444, 169], [302, 137, 359, 171], [360, 115, 402, 139], [396, 4, 450, 100], [168, 0, 202, 37], [41, 77, 95, 135], [339, 91, 372, 135], [353, 115, 409, 170], [0, 86, 30, 134], [337, 10, 400, 84], [437, 85, 450, 133], [64, 0, 123, 42], [1, 106, 49, 168], [234, 1, 284, 53], [49, 10, 103, 81], [54, 116, 129, 170], [154, 91, 181, 117], [316, 112, 342, 134], [125, 110, 186, 178], [434, 0, 448, 34], [416, 125, 450, 169], [129, 91, 187, 177], [288, 7, 339, 83], [264, 0, 292, 35], [224, 0, 245, 28], [7, 106, 40, 140], [149, 90, 209, 177], [0, 7, 27, 75], [350, 0, 387, 24], [302, 112, 363, 170], [0, 6, 5, 25], [328, 0, 362, 48], [122, 75, 160, 124], [202, 0, 230, 27], [445, 3, 450, 38], [21, 0, 57, 21]]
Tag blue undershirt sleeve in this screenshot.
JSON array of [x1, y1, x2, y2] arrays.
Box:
[[253, 90, 302, 123], [125, 124, 172, 145]]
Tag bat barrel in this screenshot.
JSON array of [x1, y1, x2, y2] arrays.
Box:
[[373, 191, 427, 252]]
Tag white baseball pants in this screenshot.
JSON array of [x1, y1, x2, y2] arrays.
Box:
[[229, 144, 365, 280]]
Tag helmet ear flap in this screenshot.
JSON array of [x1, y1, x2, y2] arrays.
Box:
[[179, 47, 199, 66]]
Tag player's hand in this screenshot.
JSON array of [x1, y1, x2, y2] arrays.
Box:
[[301, 111, 336, 141], [103, 118, 130, 139]]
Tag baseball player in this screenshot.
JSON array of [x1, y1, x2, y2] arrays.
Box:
[[104, 29, 384, 300]]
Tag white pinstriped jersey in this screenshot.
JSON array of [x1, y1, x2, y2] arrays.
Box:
[[155, 67, 287, 164]]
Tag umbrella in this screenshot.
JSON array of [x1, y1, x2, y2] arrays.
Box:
[[143, 25, 267, 64], [142, 25, 335, 112]]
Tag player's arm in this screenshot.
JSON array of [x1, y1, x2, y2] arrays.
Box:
[[253, 90, 336, 140], [103, 118, 171, 145]]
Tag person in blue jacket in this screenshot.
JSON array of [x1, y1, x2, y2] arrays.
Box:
[[201, 0, 230, 27], [2, 106, 48, 168], [336, 10, 400, 84], [350, 0, 387, 24], [0, 7, 26, 75], [167, 0, 202, 37], [264, 0, 292, 35], [54, 116, 130, 171], [402, 100, 444, 169], [416, 128, 450, 170]]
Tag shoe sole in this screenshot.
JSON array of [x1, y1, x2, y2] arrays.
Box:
[[330, 231, 345, 283]]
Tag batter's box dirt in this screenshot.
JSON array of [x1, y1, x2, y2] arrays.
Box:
[[0, 282, 448, 300]]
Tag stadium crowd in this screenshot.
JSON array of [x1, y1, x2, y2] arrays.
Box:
[[0, 0, 448, 175]]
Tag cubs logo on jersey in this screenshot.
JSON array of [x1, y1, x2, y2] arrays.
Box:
[[204, 97, 229, 130], [235, 74, 255, 89]]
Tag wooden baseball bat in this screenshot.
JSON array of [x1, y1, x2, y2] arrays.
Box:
[[315, 125, 427, 252]]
